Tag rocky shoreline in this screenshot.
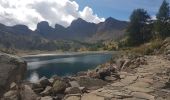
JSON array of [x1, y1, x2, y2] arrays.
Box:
[[1, 38, 170, 100], [0, 52, 151, 100]]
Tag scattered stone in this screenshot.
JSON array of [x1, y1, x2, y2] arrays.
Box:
[[125, 86, 154, 93], [121, 59, 131, 70], [76, 77, 107, 90], [87, 65, 117, 80], [40, 86, 52, 96], [131, 92, 155, 100], [130, 81, 150, 88], [69, 81, 80, 87], [32, 82, 42, 89], [65, 95, 81, 100], [40, 96, 53, 100], [121, 75, 138, 85], [51, 75, 61, 80], [139, 78, 154, 84], [98, 67, 112, 79], [33, 88, 44, 94], [48, 78, 55, 84], [53, 80, 67, 93], [79, 87, 87, 93], [65, 87, 82, 94], [111, 82, 125, 87], [104, 76, 117, 82], [116, 59, 125, 70], [120, 74, 126, 79], [20, 85, 38, 100], [81, 93, 105, 100], [3, 90, 19, 100], [39, 77, 51, 87], [10, 82, 18, 90]]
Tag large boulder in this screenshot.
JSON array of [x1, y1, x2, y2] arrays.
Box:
[[52, 80, 67, 94], [0, 53, 27, 97], [20, 85, 38, 100], [87, 64, 118, 80], [39, 77, 51, 88], [3, 90, 19, 100]]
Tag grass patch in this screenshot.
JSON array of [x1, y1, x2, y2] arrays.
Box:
[[122, 38, 164, 55]]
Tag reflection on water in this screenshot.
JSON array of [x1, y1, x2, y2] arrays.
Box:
[[24, 53, 113, 82], [29, 72, 39, 83]]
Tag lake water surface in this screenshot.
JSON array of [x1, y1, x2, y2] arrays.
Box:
[[24, 52, 113, 82]]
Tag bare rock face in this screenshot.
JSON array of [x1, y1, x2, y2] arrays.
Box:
[[20, 85, 38, 100], [0, 53, 27, 97]]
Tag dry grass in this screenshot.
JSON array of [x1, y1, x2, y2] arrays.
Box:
[[124, 38, 164, 55]]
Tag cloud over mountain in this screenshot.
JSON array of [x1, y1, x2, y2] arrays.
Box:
[[0, 0, 105, 30]]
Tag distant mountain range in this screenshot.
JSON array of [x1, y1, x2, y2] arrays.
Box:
[[35, 17, 128, 41], [0, 17, 128, 51]]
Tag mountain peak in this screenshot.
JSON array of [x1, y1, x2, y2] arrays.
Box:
[[12, 24, 32, 34], [36, 21, 54, 35], [70, 18, 87, 26], [37, 21, 50, 29], [12, 25, 29, 30], [105, 17, 118, 23]]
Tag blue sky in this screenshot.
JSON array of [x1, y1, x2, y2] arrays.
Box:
[[75, 0, 170, 21], [0, 0, 170, 29]]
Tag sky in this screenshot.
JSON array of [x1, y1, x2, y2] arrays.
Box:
[[0, 0, 169, 30]]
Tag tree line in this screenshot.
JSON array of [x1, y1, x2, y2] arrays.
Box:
[[126, 0, 170, 46]]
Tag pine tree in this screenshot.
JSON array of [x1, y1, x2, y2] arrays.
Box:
[[127, 9, 151, 46], [155, 0, 170, 38]]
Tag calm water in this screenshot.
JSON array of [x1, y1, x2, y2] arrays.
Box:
[[24, 53, 113, 82]]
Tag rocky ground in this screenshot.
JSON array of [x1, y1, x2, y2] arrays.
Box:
[[76, 55, 170, 100], [1, 37, 170, 100], [1, 54, 170, 100]]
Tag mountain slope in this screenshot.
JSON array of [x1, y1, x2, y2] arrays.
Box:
[[88, 17, 128, 42], [33, 17, 128, 41], [0, 17, 128, 51]]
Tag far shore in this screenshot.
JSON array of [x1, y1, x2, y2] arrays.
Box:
[[21, 51, 118, 58]]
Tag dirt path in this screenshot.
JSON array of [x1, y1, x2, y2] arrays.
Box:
[[77, 55, 170, 100]]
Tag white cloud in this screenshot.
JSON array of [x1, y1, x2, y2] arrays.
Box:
[[151, 15, 157, 20], [79, 7, 105, 23], [0, 0, 105, 30]]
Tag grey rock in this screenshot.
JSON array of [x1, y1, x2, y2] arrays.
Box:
[[40, 96, 53, 100], [0, 53, 27, 97], [81, 93, 105, 100], [20, 85, 38, 100], [3, 90, 19, 100], [104, 76, 117, 82], [33, 88, 44, 94], [125, 86, 154, 93], [65, 96, 80, 100], [52, 80, 67, 93], [65, 87, 82, 94], [69, 81, 80, 87], [121, 75, 138, 85], [116, 59, 125, 70], [39, 77, 51, 87], [131, 92, 155, 100], [40, 86, 52, 96], [79, 87, 87, 93], [10, 82, 18, 90], [76, 77, 107, 90]]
